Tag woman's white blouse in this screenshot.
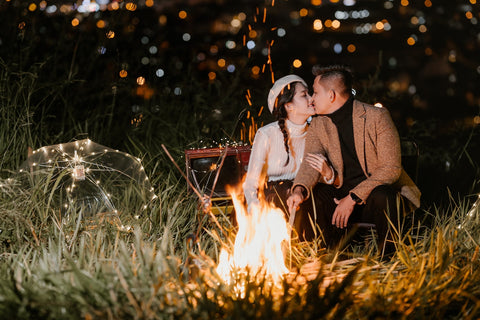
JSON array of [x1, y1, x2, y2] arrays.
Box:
[[243, 119, 308, 208]]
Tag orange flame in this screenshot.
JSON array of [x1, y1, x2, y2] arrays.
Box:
[[216, 189, 290, 286]]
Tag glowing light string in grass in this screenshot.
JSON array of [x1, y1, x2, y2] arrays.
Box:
[[18, 139, 155, 218]]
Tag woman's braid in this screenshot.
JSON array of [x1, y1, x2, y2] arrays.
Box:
[[272, 82, 298, 166]]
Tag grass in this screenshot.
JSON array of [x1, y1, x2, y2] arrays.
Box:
[[1, 61, 480, 319], [1, 182, 479, 319]]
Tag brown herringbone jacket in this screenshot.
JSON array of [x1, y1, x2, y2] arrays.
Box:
[[293, 100, 421, 209]]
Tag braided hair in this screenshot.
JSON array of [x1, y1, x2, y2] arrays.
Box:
[[271, 82, 300, 166]]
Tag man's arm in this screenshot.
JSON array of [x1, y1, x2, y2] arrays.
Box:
[[290, 118, 325, 199]]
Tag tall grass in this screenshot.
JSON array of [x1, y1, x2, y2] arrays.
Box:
[[0, 63, 38, 172], [1, 170, 480, 319]]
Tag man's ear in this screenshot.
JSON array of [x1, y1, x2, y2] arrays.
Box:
[[329, 89, 336, 102]]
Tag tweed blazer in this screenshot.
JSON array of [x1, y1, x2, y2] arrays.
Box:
[[293, 100, 421, 209]]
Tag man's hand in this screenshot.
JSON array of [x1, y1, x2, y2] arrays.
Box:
[[332, 195, 356, 228], [305, 153, 333, 181], [287, 186, 305, 216]]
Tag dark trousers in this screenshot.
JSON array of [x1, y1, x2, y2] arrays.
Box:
[[310, 184, 406, 254], [264, 180, 316, 242]]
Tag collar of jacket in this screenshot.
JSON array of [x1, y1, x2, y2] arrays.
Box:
[[319, 100, 370, 179]]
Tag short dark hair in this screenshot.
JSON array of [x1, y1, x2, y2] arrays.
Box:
[[312, 64, 353, 97]]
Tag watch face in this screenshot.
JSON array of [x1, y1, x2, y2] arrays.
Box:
[[350, 193, 361, 204]]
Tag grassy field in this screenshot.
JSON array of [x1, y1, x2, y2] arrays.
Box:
[[1, 63, 480, 319]]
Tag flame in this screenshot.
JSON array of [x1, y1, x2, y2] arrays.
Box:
[[216, 189, 290, 287]]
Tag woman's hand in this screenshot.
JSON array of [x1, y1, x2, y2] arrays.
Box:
[[287, 186, 304, 216], [305, 153, 333, 181]]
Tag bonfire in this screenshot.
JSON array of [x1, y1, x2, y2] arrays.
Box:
[[216, 189, 290, 287]]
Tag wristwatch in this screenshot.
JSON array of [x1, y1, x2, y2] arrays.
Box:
[[350, 192, 362, 205]]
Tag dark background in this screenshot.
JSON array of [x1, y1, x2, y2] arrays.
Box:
[[1, 0, 479, 207]]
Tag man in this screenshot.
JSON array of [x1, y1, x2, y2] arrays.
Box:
[[286, 65, 421, 256]]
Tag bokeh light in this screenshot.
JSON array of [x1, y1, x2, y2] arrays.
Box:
[[96, 20, 105, 28], [333, 43, 342, 53], [407, 35, 416, 45], [158, 15, 167, 25], [126, 2, 137, 11], [109, 2, 119, 10], [251, 66, 260, 75], [155, 69, 165, 77], [178, 10, 187, 19], [210, 45, 219, 55], [231, 18, 241, 28], [313, 19, 323, 30], [225, 40, 236, 49]]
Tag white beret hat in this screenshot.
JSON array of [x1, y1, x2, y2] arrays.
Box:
[[267, 75, 307, 114]]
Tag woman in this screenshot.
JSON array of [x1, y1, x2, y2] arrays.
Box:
[[243, 75, 331, 241]]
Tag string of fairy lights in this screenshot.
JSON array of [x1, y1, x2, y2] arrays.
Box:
[[18, 139, 157, 215]]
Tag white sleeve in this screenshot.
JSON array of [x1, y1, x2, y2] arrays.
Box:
[[243, 129, 269, 210], [323, 165, 336, 184]]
